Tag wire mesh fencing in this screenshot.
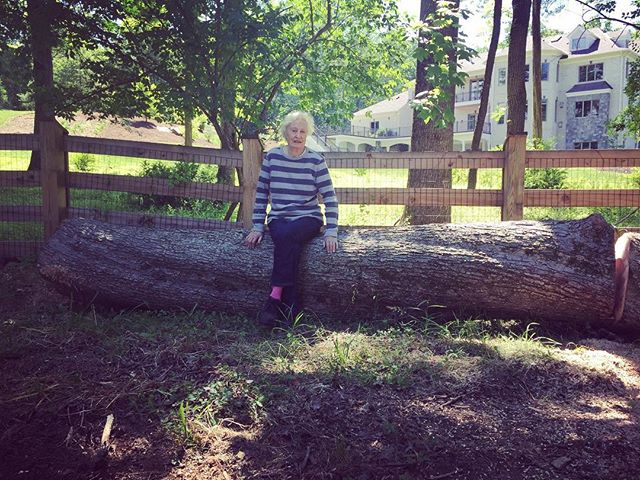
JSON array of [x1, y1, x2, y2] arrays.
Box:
[[523, 149, 640, 229], [65, 136, 245, 231], [2, 127, 639, 261], [0, 134, 42, 258], [326, 150, 504, 226]]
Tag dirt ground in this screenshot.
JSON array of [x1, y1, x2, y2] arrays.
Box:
[[0, 112, 216, 147], [0, 112, 280, 150], [1, 260, 640, 480]]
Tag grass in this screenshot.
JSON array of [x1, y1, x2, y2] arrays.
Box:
[[2, 143, 640, 237], [2, 260, 638, 479], [0, 109, 31, 128]]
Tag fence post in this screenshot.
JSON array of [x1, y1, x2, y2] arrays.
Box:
[[40, 120, 68, 240], [502, 133, 527, 221], [240, 136, 263, 229]]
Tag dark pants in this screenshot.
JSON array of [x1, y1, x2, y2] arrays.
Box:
[[268, 217, 322, 306]]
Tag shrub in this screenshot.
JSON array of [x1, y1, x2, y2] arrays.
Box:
[[72, 153, 95, 172], [525, 168, 567, 189], [631, 168, 640, 188], [137, 160, 217, 209]]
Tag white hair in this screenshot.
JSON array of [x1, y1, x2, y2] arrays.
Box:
[[279, 111, 315, 138]]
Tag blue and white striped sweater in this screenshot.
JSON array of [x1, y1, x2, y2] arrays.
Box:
[[252, 146, 339, 237]]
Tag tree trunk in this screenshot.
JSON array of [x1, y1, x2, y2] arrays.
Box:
[[26, 0, 57, 171], [404, 0, 458, 224], [507, 0, 531, 135], [468, 0, 502, 189], [531, 0, 543, 143], [38, 215, 640, 331], [184, 106, 193, 147], [215, 121, 237, 184]]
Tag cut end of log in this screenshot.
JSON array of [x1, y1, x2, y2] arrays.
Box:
[[613, 234, 631, 322]]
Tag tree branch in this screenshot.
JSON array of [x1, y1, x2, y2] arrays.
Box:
[[573, 0, 639, 30]]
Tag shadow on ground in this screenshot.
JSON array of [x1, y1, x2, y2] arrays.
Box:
[[1, 260, 639, 480]]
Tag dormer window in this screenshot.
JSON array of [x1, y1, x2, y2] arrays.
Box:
[[571, 37, 592, 51], [579, 63, 603, 82]]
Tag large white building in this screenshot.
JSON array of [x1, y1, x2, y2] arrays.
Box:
[[324, 26, 638, 152]]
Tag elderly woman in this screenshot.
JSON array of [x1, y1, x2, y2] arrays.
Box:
[[243, 111, 339, 327]]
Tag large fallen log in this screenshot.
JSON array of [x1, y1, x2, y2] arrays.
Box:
[[37, 215, 639, 330]]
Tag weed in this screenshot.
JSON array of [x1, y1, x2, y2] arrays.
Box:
[[525, 168, 568, 189], [168, 367, 266, 444], [329, 335, 354, 371], [71, 153, 95, 172]]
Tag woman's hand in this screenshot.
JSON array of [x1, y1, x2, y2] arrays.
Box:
[[243, 231, 263, 249], [324, 236, 338, 254]]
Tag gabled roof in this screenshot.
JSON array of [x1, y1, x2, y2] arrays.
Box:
[[566, 80, 613, 94], [548, 27, 632, 57], [353, 90, 411, 116]]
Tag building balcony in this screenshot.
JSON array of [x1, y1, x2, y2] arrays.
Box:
[[455, 91, 482, 103], [453, 121, 491, 134], [324, 125, 412, 138], [324, 121, 491, 139]]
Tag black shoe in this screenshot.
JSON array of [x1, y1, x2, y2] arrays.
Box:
[[257, 296, 283, 328]]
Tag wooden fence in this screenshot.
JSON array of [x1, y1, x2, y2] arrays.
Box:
[[1, 120, 640, 258]]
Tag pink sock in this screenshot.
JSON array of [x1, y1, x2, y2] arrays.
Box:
[[270, 286, 283, 300]]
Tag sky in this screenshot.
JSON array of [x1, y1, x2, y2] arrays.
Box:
[[398, 0, 637, 48]]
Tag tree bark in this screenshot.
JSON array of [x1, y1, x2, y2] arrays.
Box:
[[26, 0, 57, 171], [507, 0, 531, 135], [38, 215, 639, 330], [404, 0, 458, 225], [615, 233, 640, 328], [531, 0, 543, 143], [468, 0, 502, 189]]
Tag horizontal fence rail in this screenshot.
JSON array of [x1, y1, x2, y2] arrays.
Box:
[[68, 135, 243, 167], [335, 188, 503, 206], [0, 133, 38, 151], [2, 122, 640, 259], [67, 173, 243, 203]]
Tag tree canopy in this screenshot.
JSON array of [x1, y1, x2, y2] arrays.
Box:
[[0, 0, 414, 150]]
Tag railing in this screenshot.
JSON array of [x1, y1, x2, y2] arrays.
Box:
[[453, 121, 491, 134], [2, 122, 640, 258], [455, 91, 482, 103], [323, 121, 491, 138], [324, 125, 412, 138]]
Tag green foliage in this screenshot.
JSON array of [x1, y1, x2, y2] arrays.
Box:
[[137, 160, 216, 209], [71, 153, 95, 172], [0, 34, 32, 110], [525, 168, 567, 189], [168, 367, 265, 443], [410, 1, 475, 127], [610, 58, 640, 141]]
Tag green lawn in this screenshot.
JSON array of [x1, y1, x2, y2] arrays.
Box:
[[1, 148, 639, 238], [0, 109, 31, 128]]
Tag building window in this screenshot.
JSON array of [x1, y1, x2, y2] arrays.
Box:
[[575, 100, 600, 117], [524, 64, 530, 82], [541, 62, 549, 81], [579, 63, 603, 82], [498, 68, 506, 85], [556, 62, 560, 82], [470, 79, 483, 100], [541, 99, 547, 122], [370, 121, 379, 132], [574, 141, 598, 149], [571, 37, 592, 51], [467, 114, 477, 131]]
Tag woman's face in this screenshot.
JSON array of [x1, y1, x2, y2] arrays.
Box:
[[284, 119, 308, 151]]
